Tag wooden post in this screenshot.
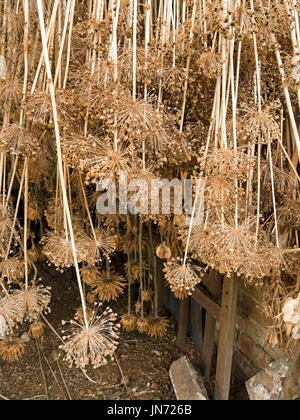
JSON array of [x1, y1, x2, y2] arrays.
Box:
[[201, 270, 222, 379], [214, 272, 238, 401], [177, 298, 190, 347]]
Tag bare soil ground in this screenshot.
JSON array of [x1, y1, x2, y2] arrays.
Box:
[[0, 266, 248, 401]]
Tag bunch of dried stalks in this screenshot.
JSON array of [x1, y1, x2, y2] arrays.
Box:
[[0, 0, 299, 367]]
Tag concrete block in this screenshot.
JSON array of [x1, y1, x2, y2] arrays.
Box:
[[170, 356, 209, 400]]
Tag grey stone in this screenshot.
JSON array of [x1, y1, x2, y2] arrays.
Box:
[[246, 358, 299, 400], [170, 356, 209, 400]]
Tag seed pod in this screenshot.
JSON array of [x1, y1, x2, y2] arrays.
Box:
[[30, 322, 45, 339], [156, 242, 171, 260]]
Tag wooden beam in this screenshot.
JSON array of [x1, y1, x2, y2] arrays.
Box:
[[214, 272, 238, 401], [193, 286, 221, 321], [177, 298, 190, 348]]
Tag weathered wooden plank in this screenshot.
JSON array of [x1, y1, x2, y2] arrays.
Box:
[[177, 298, 190, 347], [214, 272, 238, 401], [201, 271, 222, 379], [193, 286, 221, 321]]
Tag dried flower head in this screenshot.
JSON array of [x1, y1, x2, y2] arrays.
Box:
[[80, 265, 100, 285], [0, 78, 22, 106], [136, 317, 149, 334], [92, 270, 126, 302], [60, 303, 120, 371], [30, 321, 45, 339], [200, 148, 254, 181], [141, 289, 153, 302], [146, 316, 169, 338], [120, 313, 137, 332], [0, 337, 25, 362], [115, 94, 167, 147], [0, 256, 26, 284], [197, 52, 222, 79], [80, 137, 133, 183], [240, 103, 281, 144], [10, 285, 51, 322], [84, 229, 116, 264], [0, 295, 23, 331], [164, 259, 203, 298], [41, 231, 91, 269], [209, 218, 265, 278], [0, 125, 40, 156]]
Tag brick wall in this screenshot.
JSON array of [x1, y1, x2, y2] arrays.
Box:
[[233, 278, 284, 378]]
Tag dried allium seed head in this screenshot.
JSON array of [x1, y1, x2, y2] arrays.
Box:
[[136, 317, 149, 334], [164, 260, 203, 299], [80, 265, 100, 285], [10, 285, 51, 322], [146, 316, 169, 338], [0, 337, 25, 362], [80, 138, 133, 183], [92, 270, 126, 302], [0, 256, 27, 284], [41, 231, 91, 268], [197, 52, 222, 79], [0, 125, 40, 156], [141, 289, 153, 302], [120, 313, 137, 332], [60, 304, 120, 371], [0, 295, 23, 330], [240, 102, 281, 144]]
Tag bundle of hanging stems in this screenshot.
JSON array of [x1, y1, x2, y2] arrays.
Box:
[[0, 0, 299, 368]]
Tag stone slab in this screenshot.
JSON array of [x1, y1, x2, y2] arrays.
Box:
[[170, 356, 209, 400]]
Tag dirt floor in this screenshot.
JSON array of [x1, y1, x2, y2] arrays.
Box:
[[0, 266, 248, 401]]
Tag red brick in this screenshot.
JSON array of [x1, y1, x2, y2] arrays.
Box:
[[234, 350, 259, 379], [237, 334, 271, 370]]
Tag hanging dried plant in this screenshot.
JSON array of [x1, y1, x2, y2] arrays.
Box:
[[80, 138, 134, 184], [240, 102, 281, 143], [0, 78, 22, 106], [80, 265, 100, 285], [0, 125, 40, 156], [92, 270, 126, 302], [41, 231, 91, 269], [146, 316, 169, 338], [60, 304, 120, 371], [10, 284, 51, 322], [30, 321, 45, 339], [0, 295, 23, 331], [136, 317, 149, 334], [164, 259, 203, 299], [197, 52, 222, 80], [0, 337, 26, 362], [0, 256, 27, 284], [120, 313, 137, 332]]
